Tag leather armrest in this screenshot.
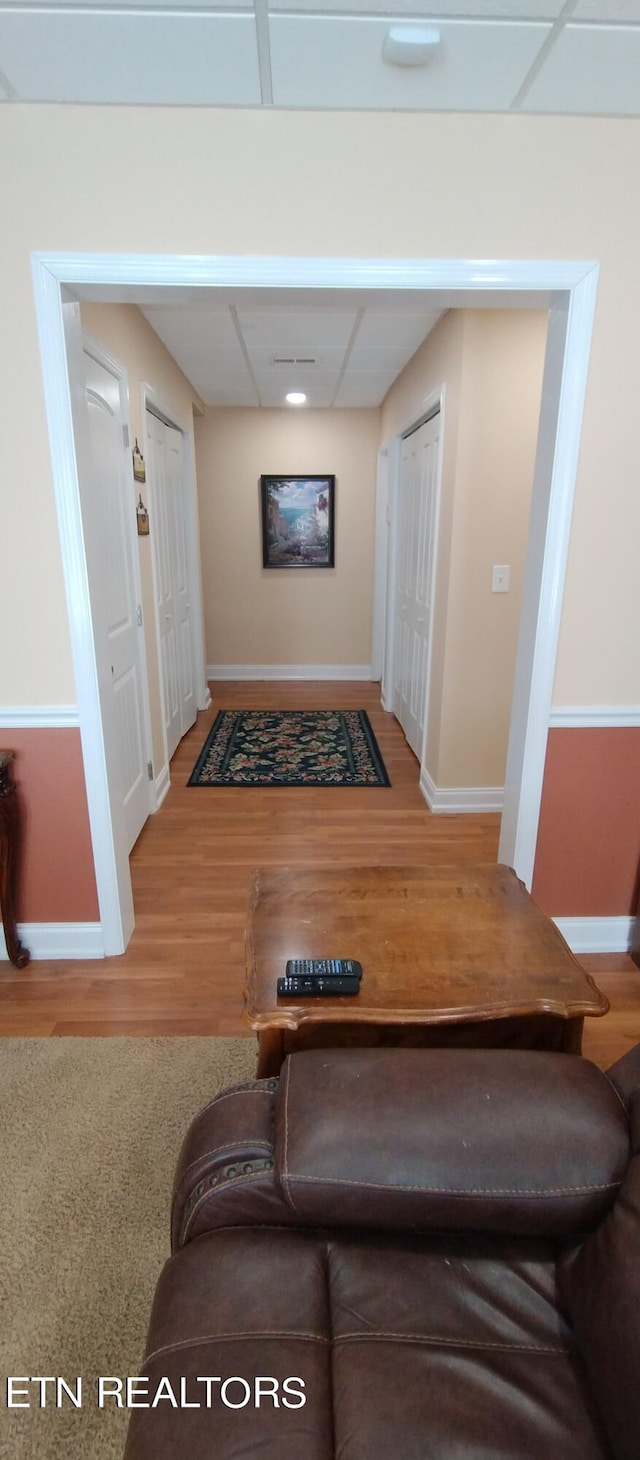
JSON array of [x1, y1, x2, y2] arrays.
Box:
[[171, 1077, 294, 1250], [606, 1041, 640, 1108], [275, 1047, 630, 1238], [558, 1143, 640, 1460]]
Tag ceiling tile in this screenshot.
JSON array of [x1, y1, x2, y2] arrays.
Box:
[[22, 0, 252, 5], [237, 310, 357, 350], [348, 344, 419, 373], [573, 1, 640, 18], [258, 370, 339, 407], [0, 11, 261, 105], [521, 24, 640, 114], [198, 375, 260, 407], [355, 310, 443, 350], [143, 307, 241, 353], [269, 1, 563, 15], [248, 346, 347, 371], [142, 307, 258, 405], [334, 372, 396, 407], [270, 16, 551, 110]]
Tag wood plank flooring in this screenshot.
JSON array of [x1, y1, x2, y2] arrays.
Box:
[[1, 683, 638, 1068]]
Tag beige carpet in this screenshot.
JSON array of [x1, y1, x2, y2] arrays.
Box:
[[0, 1036, 257, 1460]]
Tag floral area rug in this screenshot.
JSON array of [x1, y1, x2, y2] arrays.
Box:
[[188, 709, 391, 787]]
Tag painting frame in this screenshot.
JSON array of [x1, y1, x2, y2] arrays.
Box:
[[260, 475, 335, 570]]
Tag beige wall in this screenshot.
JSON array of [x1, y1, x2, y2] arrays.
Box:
[[195, 408, 379, 667], [79, 302, 205, 772], [443, 310, 547, 786], [1, 107, 640, 718]]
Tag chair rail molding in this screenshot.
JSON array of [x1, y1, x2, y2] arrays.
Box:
[[0, 706, 79, 729], [550, 706, 640, 728]]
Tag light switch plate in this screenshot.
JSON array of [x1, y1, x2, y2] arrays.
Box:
[[492, 564, 510, 593]]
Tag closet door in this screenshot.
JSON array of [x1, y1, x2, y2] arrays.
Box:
[[393, 411, 440, 761], [147, 411, 181, 761]]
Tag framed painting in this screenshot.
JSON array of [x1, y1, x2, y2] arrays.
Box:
[[260, 475, 335, 569]]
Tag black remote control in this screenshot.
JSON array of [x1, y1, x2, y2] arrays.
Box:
[[285, 959, 362, 979], [277, 975, 360, 997]]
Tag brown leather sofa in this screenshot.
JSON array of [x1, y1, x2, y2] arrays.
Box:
[[124, 1044, 640, 1460]]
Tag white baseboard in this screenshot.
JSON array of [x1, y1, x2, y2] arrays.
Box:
[[420, 767, 504, 813], [553, 915, 634, 954], [0, 705, 79, 729], [154, 763, 170, 810], [0, 922, 105, 960], [206, 664, 372, 682]]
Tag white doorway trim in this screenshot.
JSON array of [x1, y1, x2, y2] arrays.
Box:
[[31, 253, 599, 953]]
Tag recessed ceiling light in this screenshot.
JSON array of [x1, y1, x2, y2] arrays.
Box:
[[286, 392, 307, 405]]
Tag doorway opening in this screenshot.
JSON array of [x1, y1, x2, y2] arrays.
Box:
[[32, 254, 599, 954]]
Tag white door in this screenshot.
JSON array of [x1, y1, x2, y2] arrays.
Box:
[[84, 349, 150, 852], [146, 411, 196, 761], [393, 412, 440, 760]]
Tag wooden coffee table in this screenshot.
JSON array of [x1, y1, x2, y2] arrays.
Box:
[[244, 864, 609, 1076]]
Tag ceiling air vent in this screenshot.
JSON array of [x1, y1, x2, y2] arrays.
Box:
[[270, 356, 318, 366]]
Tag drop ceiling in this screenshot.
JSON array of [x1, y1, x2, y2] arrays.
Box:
[[140, 294, 445, 407], [1, 1, 639, 115]]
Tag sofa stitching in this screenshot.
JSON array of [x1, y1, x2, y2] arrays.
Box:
[[193, 1085, 277, 1121], [334, 1333, 572, 1354], [143, 1331, 329, 1367], [601, 1070, 632, 1117], [281, 1061, 300, 1214], [285, 1173, 621, 1197]]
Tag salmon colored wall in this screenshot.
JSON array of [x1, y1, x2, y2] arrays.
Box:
[[533, 728, 640, 918], [6, 730, 99, 923]]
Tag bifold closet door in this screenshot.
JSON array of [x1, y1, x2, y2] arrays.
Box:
[[146, 411, 182, 761], [393, 411, 440, 762]]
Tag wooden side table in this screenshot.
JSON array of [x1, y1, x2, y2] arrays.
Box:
[[0, 751, 30, 968], [245, 864, 609, 1077]]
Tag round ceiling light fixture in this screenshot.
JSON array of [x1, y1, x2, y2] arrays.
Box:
[[285, 391, 307, 405], [382, 25, 441, 67]]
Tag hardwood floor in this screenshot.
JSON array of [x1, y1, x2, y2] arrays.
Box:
[[1, 682, 638, 1067]]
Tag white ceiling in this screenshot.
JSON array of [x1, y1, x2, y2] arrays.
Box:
[[70, 282, 552, 408], [1, 0, 639, 114], [140, 295, 445, 407]]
